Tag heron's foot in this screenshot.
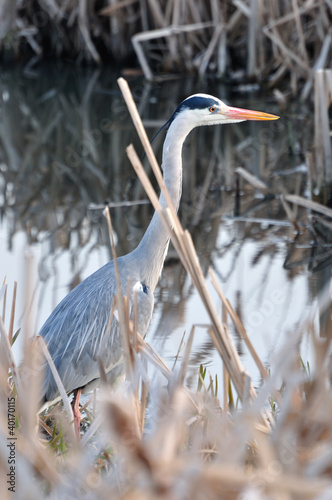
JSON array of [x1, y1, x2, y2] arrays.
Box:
[[72, 388, 82, 439]]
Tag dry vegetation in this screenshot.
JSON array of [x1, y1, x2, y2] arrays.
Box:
[[1, 274, 332, 500], [0, 0, 331, 98], [0, 2, 332, 495], [1, 78, 332, 499]]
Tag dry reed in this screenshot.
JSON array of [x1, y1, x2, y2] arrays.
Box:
[[313, 70, 332, 195], [1, 78, 332, 499], [0, 1, 331, 98]]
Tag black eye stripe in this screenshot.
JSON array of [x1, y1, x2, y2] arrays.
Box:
[[180, 96, 219, 111]]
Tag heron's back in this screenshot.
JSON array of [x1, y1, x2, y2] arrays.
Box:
[[39, 255, 151, 403]]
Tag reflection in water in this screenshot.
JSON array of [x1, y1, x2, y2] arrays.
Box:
[[0, 63, 330, 390]]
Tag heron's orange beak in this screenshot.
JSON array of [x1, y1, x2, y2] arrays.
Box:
[[226, 106, 279, 121]]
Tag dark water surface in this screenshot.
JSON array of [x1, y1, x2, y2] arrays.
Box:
[[1, 62, 330, 391]]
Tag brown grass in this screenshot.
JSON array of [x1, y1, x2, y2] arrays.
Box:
[[1, 78, 332, 499]]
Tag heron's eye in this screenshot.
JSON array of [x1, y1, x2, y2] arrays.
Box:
[[209, 106, 216, 112]]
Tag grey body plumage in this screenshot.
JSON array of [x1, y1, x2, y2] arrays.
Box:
[[40, 254, 153, 403], [38, 93, 278, 406]]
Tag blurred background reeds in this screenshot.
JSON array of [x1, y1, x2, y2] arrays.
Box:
[[1, 1, 332, 498], [0, 1, 331, 97]]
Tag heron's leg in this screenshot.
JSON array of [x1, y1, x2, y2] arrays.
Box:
[[72, 388, 82, 438]]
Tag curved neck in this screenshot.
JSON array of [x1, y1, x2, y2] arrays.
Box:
[[134, 118, 194, 291]]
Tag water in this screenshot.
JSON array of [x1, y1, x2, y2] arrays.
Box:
[[0, 62, 329, 394]]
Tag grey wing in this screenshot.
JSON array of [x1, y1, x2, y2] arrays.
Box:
[[40, 260, 125, 402], [39, 261, 154, 403]]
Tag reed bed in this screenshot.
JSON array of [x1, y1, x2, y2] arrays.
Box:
[[312, 69, 332, 199], [1, 1, 331, 98], [1, 78, 332, 499]]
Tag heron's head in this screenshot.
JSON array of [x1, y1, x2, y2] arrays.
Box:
[[151, 94, 279, 143], [171, 93, 279, 127]]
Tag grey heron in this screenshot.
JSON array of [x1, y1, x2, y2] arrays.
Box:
[[38, 93, 278, 434]]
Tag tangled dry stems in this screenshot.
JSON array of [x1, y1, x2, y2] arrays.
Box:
[[1, 77, 332, 499], [0, 0, 331, 98]]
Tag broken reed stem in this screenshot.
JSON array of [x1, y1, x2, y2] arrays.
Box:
[[37, 336, 76, 438], [223, 364, 230, 413], [2, 282, 18, 397], [126, 142, 249, 399], [8, 281, 17, 344], [117, 77, 181, 234], [2, 282, 7, 323], [235, 167, 269, 194], [314, 70, 332, 183], [284, 194, 332, 218], [139, 359, 148, 434], [136, 330, 172, 381], [171, 331, 186, 372], [0, 316, 22, 397], [119, 77, 261, 408], [209, 268, 268, 382], [103, 206, 132, 378], [177, 326, 195, 387], [222, 300, 229, 412], [132, 289, 139, 353], [103, 206, 122, 298]]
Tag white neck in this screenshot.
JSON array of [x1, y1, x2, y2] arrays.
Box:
[[133, 117, 195, 291]]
